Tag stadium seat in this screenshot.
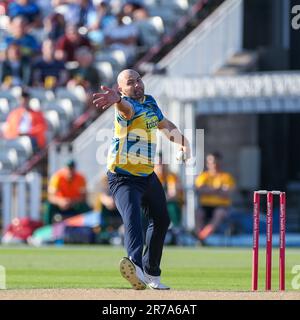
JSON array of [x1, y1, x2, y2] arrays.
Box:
[[143, 0, 156, 6], [44, 110, 61, 140], [0, 14, 9, 27], [59, 98, 83, 119], [94, 51, 114, 62], [0, 148, 19, 172], [0, 98, 10, 121], [94, 50, 126, 73], [148, 16, 165, 34], [94, 61, 114, 85], [0, 92, 18, 109], [148, 7, 178, 31], [4, 136, 33, 161], [31, 96, 77, 122], [0, 160, 13, 174], [10, 86, 22, 98], [136, 16, 164, 49], [42, 102, 72, 134], [28, 88, 55, 102], [55, 87, 84, 104], [145, 0, 189, 11], [29, 98, 41, 111], [159, 0, 189, 12], [58, 99, 75, 121], [72, 86, 88, 104], [110, 50, 127, 70], [0, 113, 7, 122]]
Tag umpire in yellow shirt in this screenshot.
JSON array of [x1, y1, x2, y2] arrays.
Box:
[[195, 152, 236, 243]]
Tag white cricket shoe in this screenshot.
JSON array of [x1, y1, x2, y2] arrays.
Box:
[[119, 257, 146, 290], [144, 272, 170, 290]]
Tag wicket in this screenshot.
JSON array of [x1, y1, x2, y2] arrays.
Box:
[[252, 190, 286, 291]]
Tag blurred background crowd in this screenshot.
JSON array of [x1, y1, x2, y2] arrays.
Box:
[[1, 0, 300, 247]]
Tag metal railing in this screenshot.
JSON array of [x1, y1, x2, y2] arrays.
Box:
[[155, 0, 243, 76], [162, 71, 300, 100], [0, 172, 41, 233], [151, 71, 300, 114]]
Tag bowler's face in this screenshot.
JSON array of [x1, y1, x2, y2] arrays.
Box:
[[119, 72, 145, 101]]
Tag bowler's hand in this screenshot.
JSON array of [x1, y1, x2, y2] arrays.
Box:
[[93, 85, 121, 110]]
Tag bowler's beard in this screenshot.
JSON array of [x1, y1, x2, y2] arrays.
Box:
[[134, 88, 144, 101]]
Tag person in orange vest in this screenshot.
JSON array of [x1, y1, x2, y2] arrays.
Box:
[[195, 152, 236, 244], [43, 160, 91, 225], [1, 88, 47, 150]]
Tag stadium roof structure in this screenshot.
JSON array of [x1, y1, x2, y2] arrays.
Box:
[[146, 71, 300, 114]]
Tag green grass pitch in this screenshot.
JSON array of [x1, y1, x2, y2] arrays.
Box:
[[1, 245, 299, 291]]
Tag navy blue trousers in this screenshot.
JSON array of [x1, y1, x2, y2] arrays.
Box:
[[107, 171, 170, 276]]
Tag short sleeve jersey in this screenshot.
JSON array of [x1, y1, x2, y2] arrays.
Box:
[[107, 95, 164, 176], [195, 171, 236, 207]]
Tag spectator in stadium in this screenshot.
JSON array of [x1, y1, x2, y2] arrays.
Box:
[[194, 152, 236, 244], [32, 38, 68, 89], [44, 159, 91, 225], [122, 1, 147, 20], [132, 7, 160, 51], [43, 12, 66, 41], [67, 46, 100, 93], [1, 88, 48, 150], [86, 0, 116, 46], [0, 0, 9, 15], [51, 0, 93, 26], [1, 16, 40, 58], [35, 0, 53, 18], [76, 0, 94, 27], [8, 0, 41, 25], [132, 7, 150, 21], [87, 0, 116, 31], [0, 43, 31, 88], [50, 0, 73, 24], [154, 159, 184, 231], [103, 12, 138, 65], [2, 217, 43, 244], [55, 23, 92, 62]]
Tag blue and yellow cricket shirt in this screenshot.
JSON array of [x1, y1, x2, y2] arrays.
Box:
[[107, 95, 164, 176]]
